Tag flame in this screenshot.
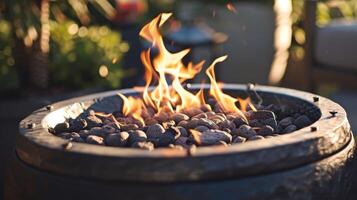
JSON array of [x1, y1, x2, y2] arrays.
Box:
[[117, 13, 254, 125], [118, 93, 145, 124], [238, 97, 257, 112], [205, 56, 246, 119]]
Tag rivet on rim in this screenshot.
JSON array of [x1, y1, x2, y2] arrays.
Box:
[[246, 83, 255, 90], [310, 126, 318, 132], [187, 145, 197, 156], [313, 96, 319, 102], [46, 105, 53, 111], [329, 111, 338, 117], [63, 142, 73, 150], [27, 123, 36, 129]]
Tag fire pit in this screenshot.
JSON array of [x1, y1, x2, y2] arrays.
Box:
[[5, 84, 355, 200], [5, 13, 356, 200]]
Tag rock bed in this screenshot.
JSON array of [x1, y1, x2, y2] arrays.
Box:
[[50, 100, 313, 150]]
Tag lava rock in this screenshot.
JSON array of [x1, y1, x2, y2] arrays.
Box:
[[232, 117, 248, 128], [102, 124, 117, 133], [105, 132, 129, 147], [218, 119, 236, 130], [213, 103, 224, 113], [205, 111, 216, 118], [176, 126, 188, 137], [146, 124, 165, 138], [171, 113, 189, 124], [154, 112, 170, 123], [62, 132, 84, 143], [248, 135, 265, 140], [147, 126, 177, 147], [149, 133, 175, 147], [248, 110, 276, 120], [85, 115, 103, 129], [128, 130, 147, 144], [86, 135, 105, 145], [232, 136, 246, 143], [197, 118, 219, 129], [263, 118, 278, 131], [131, 141, 154, 150], [166, 126, 182, 139], [121, 124, 139, 131], [177, 120, 189, 129], [112, 110, 123, 118], [192, 113, 207, 119], [182, 107, 204, 118], [226, 114, 236, 121], [105, 122, 121, 130], [54, 122, 70, 134], [293, 113, 301, 118], [89, 126, 115, 138], [282, 124, 297, 134], [235, 125, 257, 139], [194, 125, 209, 132], [293, 115, 312, 129], [145, 118, 158, 126], [116, 117, 132, 124], [183, 118, 200, 129], [162, 120, 175, 129], [257, 125, 274, 136], [78, 130, 90, 139], [216, 113, 227, 120], [200, 104, 212, 112], [208, 114, 225, 122], [131, 119, 145, 128], [70, 118, 87, 132], [248, 119, 263, 127], [207, 98, 217, 108], [174, 136, 189, 148], [190, 129, 232, 146], [278, 117, 294, 128], [222, 128, 232, 134]]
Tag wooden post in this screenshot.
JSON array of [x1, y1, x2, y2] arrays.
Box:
[[303, 0, 317, 91]]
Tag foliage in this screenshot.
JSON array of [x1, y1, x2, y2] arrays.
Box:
[[0, 0, 129, 92], [316, 1, 357, 26], [290, 0, 357, 62], [0, 20, 19, 91], [49, 21, 128, 89]]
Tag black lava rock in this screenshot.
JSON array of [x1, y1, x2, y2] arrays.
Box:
[[105, 132, 129, 147], [293, 115, 312, 129], [54, 122, 70, 134]]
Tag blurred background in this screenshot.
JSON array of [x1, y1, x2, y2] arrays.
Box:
[[0, 0, 357, 197]]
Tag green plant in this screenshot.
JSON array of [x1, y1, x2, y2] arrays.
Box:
[[0, 20, 19, 91], [290, 0, 357, 62], [49, 21, 128, 89]]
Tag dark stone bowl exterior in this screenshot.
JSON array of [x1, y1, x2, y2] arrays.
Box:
[[5, 84, 355, 200]]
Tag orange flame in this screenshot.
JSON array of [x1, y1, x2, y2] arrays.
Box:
[[117, 13, 253, 125], [118, 93, 145, 124], [206, 56, 246, 119], [238, 97, 257, 112]]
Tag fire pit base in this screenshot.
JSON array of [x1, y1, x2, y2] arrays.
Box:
[[5, 133, 355, 200]]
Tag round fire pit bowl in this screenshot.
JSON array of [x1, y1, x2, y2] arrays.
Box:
[[5, 84, 355, 200]]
